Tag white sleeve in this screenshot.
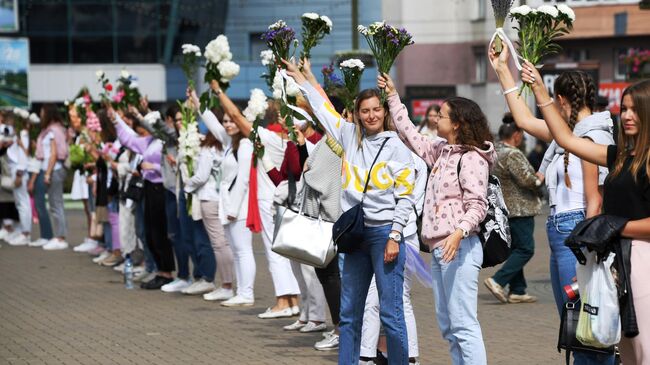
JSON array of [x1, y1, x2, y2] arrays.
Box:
[[183, 149, 213, 193], [200, 109, 232, 146]]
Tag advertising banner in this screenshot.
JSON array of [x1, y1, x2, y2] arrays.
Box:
[[0, 37, 29, 107], [0, 0, 18, 32]]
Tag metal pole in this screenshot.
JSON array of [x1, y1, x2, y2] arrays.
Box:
[[352, 0, 358, 50]]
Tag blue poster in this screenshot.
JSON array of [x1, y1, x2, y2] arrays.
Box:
[[0, 37, 29, 107], [0, 0, 18, 32]]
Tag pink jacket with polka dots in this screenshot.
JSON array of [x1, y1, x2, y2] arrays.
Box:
[[388, 94, 496, 248]]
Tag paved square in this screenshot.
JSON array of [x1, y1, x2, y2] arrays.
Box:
[[1, 210, 566, 364]]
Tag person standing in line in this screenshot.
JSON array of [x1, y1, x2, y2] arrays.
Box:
[[484, 115, 543, 304], [418, 104, 441, 139]]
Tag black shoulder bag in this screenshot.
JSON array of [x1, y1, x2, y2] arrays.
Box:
[[332, 138, 389, 253]]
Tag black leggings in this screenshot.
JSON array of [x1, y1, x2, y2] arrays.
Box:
[[144, 181, 175, 272], [315, 253, 341, 325]]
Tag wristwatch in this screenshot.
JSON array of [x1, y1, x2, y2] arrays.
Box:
[[388, 231, 402, 243], [459, 228, 469, 238]]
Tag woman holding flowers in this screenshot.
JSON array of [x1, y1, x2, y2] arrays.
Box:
[[377, 73, 494, 365], [285, 58, 415, 364], [521, 61, 650, 365], [209, 79, 301, 316], [489, 46, 616, 365]]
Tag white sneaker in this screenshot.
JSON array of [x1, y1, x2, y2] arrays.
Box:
[[92, 251, 111, 263], [113, 263, 125, 273], [314, 332, 339, 351], [161, 278, 192, 293], [322, 329, 335, 338], [283, 320, 306, 331], [0, 228, 8, 241], [181, 279, 215, 295], [299, 321, 327, 333], [8, 234, 30, 246], [221, 295, 255, 307], [258, 307, 294, 319], [5, 231, 20, 243], [203, 288, 234, 301], [43, 239, 69, 251], [291, 305, 300, 316], [29, 238, 49, 247], [74, 239, 98, 253], [134, 271, 155, 283], [132, 265, 145, 276]]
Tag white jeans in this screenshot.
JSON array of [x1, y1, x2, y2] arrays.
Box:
[[259, 200, 300, 297], [225, 219, 255, 299], [291, 261, 327, 322], [118, 200, 137, 255], [12, 170, 31, 235]]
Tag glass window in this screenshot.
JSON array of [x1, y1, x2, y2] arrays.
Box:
[[30, 36, 69, 63], [70, 3, 112, 33], [249, 33, 266, 62], [72, 36, 113, 63], [474, 47, 487, 83], [118, 35, 158, 63]]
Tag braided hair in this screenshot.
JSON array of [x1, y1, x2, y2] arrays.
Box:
[[553, 71, 596, 189]]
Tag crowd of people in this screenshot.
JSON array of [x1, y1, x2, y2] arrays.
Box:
[[0, 48, 649, 364]]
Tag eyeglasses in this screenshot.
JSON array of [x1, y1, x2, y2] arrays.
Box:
[[439, 114, 451, 120]]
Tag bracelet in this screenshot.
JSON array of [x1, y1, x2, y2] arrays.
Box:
[[502, 86, 518, 96], [537, 98, 554, 108], [213, 88, 222, 96]]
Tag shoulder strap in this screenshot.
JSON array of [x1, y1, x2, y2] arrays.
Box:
[[456, 152, 465, 176], [362, 138, 390, 195]]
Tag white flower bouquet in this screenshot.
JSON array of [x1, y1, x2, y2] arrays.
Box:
[[260, 50, 277, 92], [181, 43, 202, 89], [300, 13, 332, 60], [95, 70, 113, 102], [177, 100, 202, 213], [114, 69, 142, 109], [201, 35, 240, 111], [243, 89, 269, 162], [339, 59, 365, 112]]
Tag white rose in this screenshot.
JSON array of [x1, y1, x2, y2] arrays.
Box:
[[204, 35, 232, 64], [95, 70, 104, 79], [217, 60, 240, 82], [302, 12, 319, 20], [182, 43, 201, 55], [537, 5, 559, 18], [320, 15, 332, 31], [557, 4, 576, 22], [120, 70, 130, 79]]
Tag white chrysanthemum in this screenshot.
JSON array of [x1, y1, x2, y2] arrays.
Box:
[[557, 4, 576, 22], [510, 5, 532, 16], [129, 81, 139, 89], [302, 12, 319, 20], [74, 97, 86, 106], [320, 15, 333, 30], [120, 70, 130, 79], [95, 70, 104, 78], [272, 72, 284, 99], [260, 50, 275, 66], [29, 113, 40, 124], [537, 5, 559, 18], [216, 60, 240, 83], [182, 43, 202, 56], [340, 58, 365, 70], [269, 20, 287, 30], [143, 111, 161, 126], [243, 88, 269, 122], [204, 35, 232, 64]]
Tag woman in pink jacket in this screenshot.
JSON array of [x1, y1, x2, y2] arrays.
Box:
[[379, 74, 495, 365]]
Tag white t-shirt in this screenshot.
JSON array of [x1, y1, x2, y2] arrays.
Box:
[[41, 132, 63, 171], [553, 152, 586, 214]]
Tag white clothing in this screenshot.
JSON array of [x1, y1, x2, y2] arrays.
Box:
[[40, 132, 63, 171], [6, 130, 29, 173], [70, 170, 89, 200], [404, 153, 428, 237], [220, 140, 253, 224], [256, 128, 287, 201], [553, 153, 587, 214], [291, 261, 327, 323], [259, 199, 300, 296], [225, 219, 255, 299], [12, 171, 31, 234], [184, 146, 223, 202]]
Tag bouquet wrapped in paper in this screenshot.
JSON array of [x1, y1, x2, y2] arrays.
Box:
[[201, 35, 240, 111], [339, 59, 365, 112], [358, 22, 414, 101], [509, 4, 575, 93], [300, 13, 332, 60]]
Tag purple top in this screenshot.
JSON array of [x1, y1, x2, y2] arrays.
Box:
[[114, 115, 163, 183]]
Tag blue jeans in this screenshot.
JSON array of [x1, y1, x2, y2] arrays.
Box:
[[431, 235, 486, 365], [34, 172, 53, 240], [177, 188, 211, 280], [339, 225, 408, 365], [547, 210, 615, 365]]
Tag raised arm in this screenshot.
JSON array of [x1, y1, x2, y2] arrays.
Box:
[[187, 88, 231, 146], [111, 110, 150, 155], [377, 73, 445, 167], [489, 46, 553, 142], [211, 80, 252, 137], [522, 61, 609, 167]]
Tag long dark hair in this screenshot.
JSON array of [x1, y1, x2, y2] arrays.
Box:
[[443, 96, 493, 149], [419, 104, 440, 132], [40, 104, 63, 129], [554, 71, 596, 188]]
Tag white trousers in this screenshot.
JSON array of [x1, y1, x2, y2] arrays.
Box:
[[291, 261, 327, 322], [118, 200, 137, 255], [259, 200, 300, 297], [12, 172, 31, 235], [225, 219, 255, 299], [360, 234, 420, 358]]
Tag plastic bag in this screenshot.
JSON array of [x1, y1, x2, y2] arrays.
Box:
[[575, 249, 621, 347]]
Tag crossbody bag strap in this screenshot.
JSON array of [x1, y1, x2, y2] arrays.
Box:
[[362, 138, 390, 195]]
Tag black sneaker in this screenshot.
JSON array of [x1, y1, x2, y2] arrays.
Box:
[[140, 275, 173, 290]]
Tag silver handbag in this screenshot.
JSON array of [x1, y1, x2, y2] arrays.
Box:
[[272, 184, 336, 268]]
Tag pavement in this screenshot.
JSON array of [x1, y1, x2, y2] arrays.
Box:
[[0, 209, 569, 364]]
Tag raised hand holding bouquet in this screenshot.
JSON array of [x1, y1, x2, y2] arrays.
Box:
[[509, 4, 575, 93], [181, 44, 202, 90], [300, 13, 332, 60], [358, 21, 414, 101], [490, 0, 515, 54], [202, 35, 240, 111], [339, 58, 365, 112], [114, 69, 142, 110]]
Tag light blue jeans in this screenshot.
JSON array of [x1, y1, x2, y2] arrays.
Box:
[[431, 235, 486, 365], [339, 225, 408, 364], [546, 210, 615, 365], [33, 171, 53, 240]]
